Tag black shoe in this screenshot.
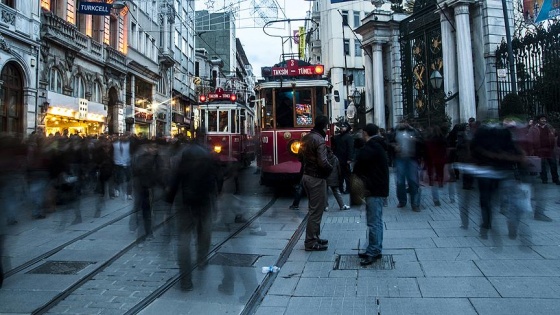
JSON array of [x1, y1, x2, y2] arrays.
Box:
[[397, 203, 406, 208], [434, 200, 441, 207], [180, 280, 194, 291], [412, 206, 421, 212], [289, 205, 299, 210], [358, 252, 369, 259], [218, 283, 233, 295], [317, 238, 328, 245], [534, 213, 553, 222], [305, 243, 328, 251], [360, 254, 382, 266], [32, 214, 46, 220], [234, 215, 247, 223]]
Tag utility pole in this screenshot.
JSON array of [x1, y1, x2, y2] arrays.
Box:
[[501, 0, 517, 94], [339, 11, 350, 121]]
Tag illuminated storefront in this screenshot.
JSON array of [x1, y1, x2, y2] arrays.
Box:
[[43, 92, 107, 137], [44, 106, 105, 137]]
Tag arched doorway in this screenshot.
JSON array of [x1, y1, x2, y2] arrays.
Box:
[[0, 62, 24, 133]]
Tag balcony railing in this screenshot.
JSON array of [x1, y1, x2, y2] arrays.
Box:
[[0, 4, 16, 27], [105, 46, 127, 71], [42, 11, 77, 45]]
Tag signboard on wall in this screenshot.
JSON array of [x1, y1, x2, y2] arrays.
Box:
[[78, 98, 88, 119], [77, 1, 113, 15]]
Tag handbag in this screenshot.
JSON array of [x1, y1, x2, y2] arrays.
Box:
[[514, 183, 533, 213], [525, 156, 541, 173], [350, 173, 366, 205]]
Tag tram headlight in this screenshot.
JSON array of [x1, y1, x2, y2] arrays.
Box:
[[289, 140, 302, 155], [214, 145, 222, 154]]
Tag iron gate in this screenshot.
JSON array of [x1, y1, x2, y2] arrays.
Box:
[[400, 1, 446, 128], [496, 20, 560, 124]]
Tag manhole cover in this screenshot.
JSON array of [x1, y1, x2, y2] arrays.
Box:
[[334, 254, 395, 270], [27, 261, 96, 275], [208, 253, 261, 267]]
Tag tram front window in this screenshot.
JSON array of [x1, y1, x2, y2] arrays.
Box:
[[275, 90, 293, 128], [208, 110, 218, 132]]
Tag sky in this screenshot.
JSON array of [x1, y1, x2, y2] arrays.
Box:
[[195, 0, 311, 77]]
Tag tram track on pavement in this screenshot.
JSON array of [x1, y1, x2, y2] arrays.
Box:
[[29, 194, 278, 315], [123, 196, 278, 315], [4, 206, 138, 279]]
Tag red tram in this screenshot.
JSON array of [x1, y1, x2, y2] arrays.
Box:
[[256, 59, 331, 186], [197, 88, 257, 168]]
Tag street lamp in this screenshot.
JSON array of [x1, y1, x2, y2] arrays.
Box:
[[112, 1, 127, 10], [352, 89, 362, 106], [429, 70, 443, 90]]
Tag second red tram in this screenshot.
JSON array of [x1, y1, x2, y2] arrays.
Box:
[[256, 59, 331, 186], [197, 88, 256, 168]]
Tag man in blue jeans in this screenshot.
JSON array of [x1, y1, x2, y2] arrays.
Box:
[[353, 124, 390, 265], [392, 120, 423, 212]]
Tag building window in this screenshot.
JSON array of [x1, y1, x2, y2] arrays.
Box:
[[341, 10, 348, 26], [67, 0, 76, 24], [157, 74, 166, 94], [73, 76, 85, 98], [353, 12, 360, 27], [1, 0, 15, 8], [49, 68, 62, 93], [131, 22, 137, 48], [92, 82, 102, 103], [344, 39, 350, 56], [195, 61, 200, 77], [354, 40, 362, 57], [0, 63, 23, 133]]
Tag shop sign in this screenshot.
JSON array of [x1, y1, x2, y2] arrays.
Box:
[[77, 2, 112, 16], [78, 99, 88, 120]]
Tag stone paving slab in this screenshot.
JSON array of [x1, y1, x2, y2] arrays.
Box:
[[469, 298, 560, 315], [488, 276, 560, 298], [417, 277, 499, 297], [356, 277, 421, 298], [475, 259, 560, 277], [415, 247, 479, 261], [421, 261, 484, 277], [376, 297, 477, 315]]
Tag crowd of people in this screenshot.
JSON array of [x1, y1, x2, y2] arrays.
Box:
[[297, 114, 560, 267], [0, 130, 224, 290]]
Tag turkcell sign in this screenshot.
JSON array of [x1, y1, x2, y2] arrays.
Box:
[[271, 66, 315, 76], [78, 2, 112, 15]]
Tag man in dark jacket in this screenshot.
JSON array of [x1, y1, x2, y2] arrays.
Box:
[[332, 122, 354, 193], [353, 124, 389, 265], [166, 137, 219, 291], [301, 115, 332, 251]]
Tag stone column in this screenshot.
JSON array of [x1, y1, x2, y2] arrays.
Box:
[[440, 7, 459, 125], [364, 45, 373, 125], [130, 75, 136, 135], [372, 43, 385, 128], [454, 3, 476, 122]]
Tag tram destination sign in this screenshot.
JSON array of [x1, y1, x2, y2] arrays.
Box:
[[78, 2, 112, 15]]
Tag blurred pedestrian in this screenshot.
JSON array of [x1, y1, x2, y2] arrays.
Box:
[[326, 147, 350, 211], [332, 122, 354, 194], [166, 136, 220, 291], [131, 140, 160, 239], [470, 123, 525, 239], [391, 119, 423, 212], [424, 126, 448, 206], [112, 134, 133, 200], [528, 114, 559, 185], [353, 124, 389, 265], [301, 115, 332, 251], [93, 136, 114, 218]]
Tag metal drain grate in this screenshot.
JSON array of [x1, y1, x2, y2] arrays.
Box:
[[27, 261, 96, 275], [334, 254, 395, 270], [208, 253, 261, 267]]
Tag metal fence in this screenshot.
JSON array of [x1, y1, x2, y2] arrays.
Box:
[[496, 20, 560, 125]]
